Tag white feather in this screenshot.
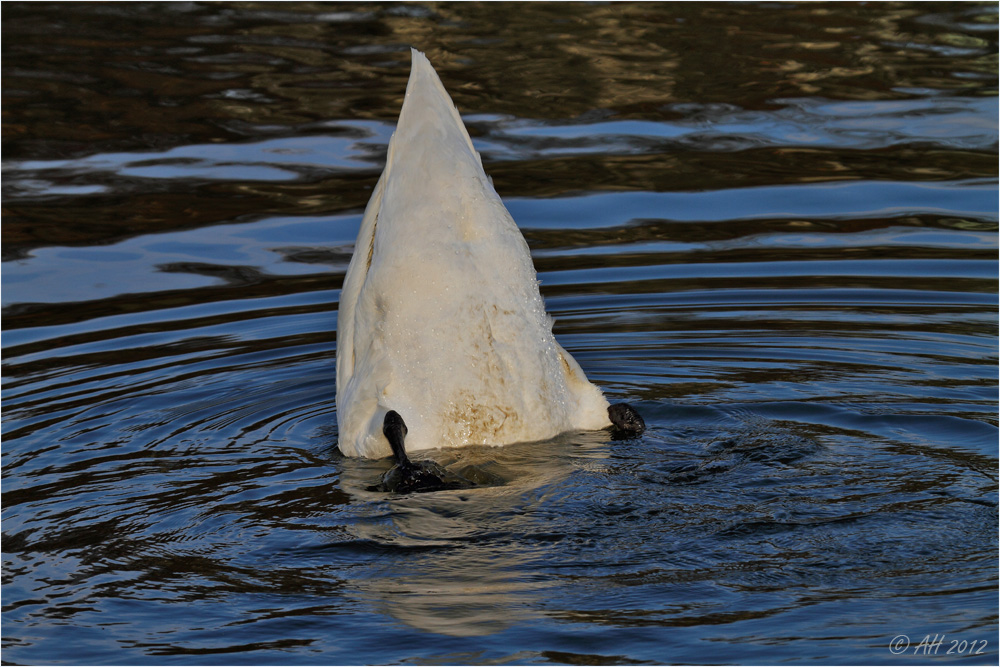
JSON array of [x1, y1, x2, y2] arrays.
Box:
[[336, 49, 610, 458]]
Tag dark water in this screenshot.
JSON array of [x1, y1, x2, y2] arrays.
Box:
[[3, 2, 998, 665]]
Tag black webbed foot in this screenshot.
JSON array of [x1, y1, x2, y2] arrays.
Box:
[[382, 410, 411, 466], [608, 403, 645, 438], [368, 410, 472, 493]]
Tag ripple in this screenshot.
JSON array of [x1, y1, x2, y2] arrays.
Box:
[[2, 2, 997, 664], [475, 96, 999, 158]]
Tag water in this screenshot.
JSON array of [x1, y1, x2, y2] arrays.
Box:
[[2, 2, 997, 664]]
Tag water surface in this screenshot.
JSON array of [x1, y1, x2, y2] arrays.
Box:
[[3, 2, 998, 665]]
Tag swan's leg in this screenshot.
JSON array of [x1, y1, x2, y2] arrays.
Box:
[[383, 410, 412, 467], [608, 403, 646, 437]]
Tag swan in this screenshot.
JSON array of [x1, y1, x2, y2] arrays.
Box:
[[336, 49, 643, 479]]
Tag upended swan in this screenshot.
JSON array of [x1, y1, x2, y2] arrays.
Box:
[[336, 49, 643, 486]]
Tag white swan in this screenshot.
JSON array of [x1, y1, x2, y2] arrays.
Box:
[[336, 49, 642, 463]]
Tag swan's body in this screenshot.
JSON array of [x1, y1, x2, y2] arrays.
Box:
[[336, 49, 615, 459]]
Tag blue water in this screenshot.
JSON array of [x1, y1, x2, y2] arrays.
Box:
[[3, 2, 997, 665]]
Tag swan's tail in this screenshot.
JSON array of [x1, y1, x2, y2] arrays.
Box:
[[397, 48, 481, 165]]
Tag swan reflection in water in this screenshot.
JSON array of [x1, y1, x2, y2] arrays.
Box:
[[337, 430, 616, 637]]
